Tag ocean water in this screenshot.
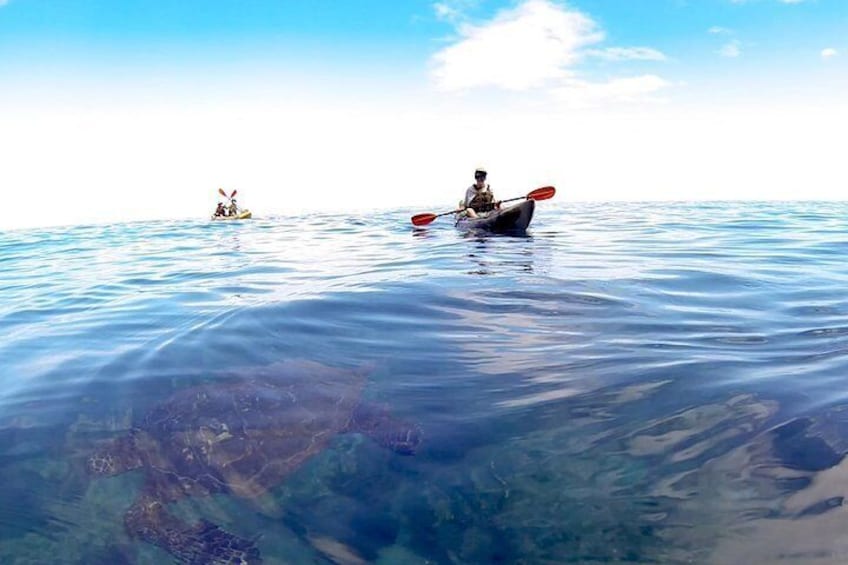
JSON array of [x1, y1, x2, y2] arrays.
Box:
[[3, 201, 848, 564]]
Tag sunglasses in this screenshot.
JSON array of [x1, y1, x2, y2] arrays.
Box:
[[475, 174, 487, 179]]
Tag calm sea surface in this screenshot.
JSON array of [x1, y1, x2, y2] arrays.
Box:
[[3, 201, 848, 564]]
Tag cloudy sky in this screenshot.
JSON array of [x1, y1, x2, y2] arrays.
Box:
[[1, 0, 845, 229]]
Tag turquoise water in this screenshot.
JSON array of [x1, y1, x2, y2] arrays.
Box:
[[3, 201, 848, 564]]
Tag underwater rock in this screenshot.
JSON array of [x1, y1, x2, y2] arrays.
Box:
[[771, 418, 844, 472]]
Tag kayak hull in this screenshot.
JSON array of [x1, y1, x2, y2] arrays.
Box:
[[455, 199, 535, 233], [211, 210, 252, 221]]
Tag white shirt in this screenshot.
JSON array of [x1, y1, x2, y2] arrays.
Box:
[[464, 184, 492, 207]]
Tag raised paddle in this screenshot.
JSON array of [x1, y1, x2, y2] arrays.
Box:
[[410, 186, 556, 226], [217, 188, 238, 200], [498, 185, 555, 205]]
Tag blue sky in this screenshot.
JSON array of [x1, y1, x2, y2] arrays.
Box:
[[1, 0, 846, 229], [3, 0, 844, 95]]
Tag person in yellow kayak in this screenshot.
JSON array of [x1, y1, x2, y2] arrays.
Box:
[[462, 167, 500, 219], [227, 199, 239, 217], [214, 202, 227, 217]]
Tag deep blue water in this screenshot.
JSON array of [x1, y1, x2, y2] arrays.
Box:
[[3, 201, 848, 564]]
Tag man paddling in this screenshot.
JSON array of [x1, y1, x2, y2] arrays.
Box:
[[462, 167, 500, 219]]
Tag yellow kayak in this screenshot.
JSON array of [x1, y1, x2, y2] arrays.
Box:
[[211, 210, 252, 221]]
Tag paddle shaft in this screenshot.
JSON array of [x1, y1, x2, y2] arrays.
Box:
[[497, 195, 528, 205], [411, 186, 555, 226]]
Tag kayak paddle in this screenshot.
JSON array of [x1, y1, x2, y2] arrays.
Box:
[[410, 186, 556, 226], [410, 208, 465, 227], [217, 188, 238, 201], [500, 185, 555, 205]]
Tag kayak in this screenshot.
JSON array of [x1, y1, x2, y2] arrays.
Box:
[[455, 199, 535, 233], [211, 209, 252, 221]]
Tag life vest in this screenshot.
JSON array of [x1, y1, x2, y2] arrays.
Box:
[[468, 185, 495, 213]]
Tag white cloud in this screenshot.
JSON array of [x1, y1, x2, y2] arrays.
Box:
[[434, 3, 458, 21], [552, 74, 670, 108], [430, 0, 669, 106], [718, 40, 742, 58], [431, 0, 602, 91], [708, 26, 732, 35], [586, 47, 667, 62], [709, 27, 741, 59], [433, 1, 477, 23], [821, 48, 838, 59]]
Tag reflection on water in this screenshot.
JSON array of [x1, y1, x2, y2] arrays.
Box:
[[462, 234, 535, 276], [3, 202, 848, 562]]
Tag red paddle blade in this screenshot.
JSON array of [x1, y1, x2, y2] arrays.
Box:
[[411, 213, 437, 226], [218, 187, 227, 197], [528, 186, 556, 201], [231, 189, 238, 198]]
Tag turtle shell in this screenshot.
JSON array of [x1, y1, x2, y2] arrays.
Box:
[[138, 361, 364, 500]]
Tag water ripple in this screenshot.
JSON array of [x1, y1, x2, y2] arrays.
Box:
[[3, 201, 848, 562]]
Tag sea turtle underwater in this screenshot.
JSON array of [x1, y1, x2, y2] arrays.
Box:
[[86, 361, 421, 564]]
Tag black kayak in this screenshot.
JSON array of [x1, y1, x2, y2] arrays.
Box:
[[455, 199, 535, 233]]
